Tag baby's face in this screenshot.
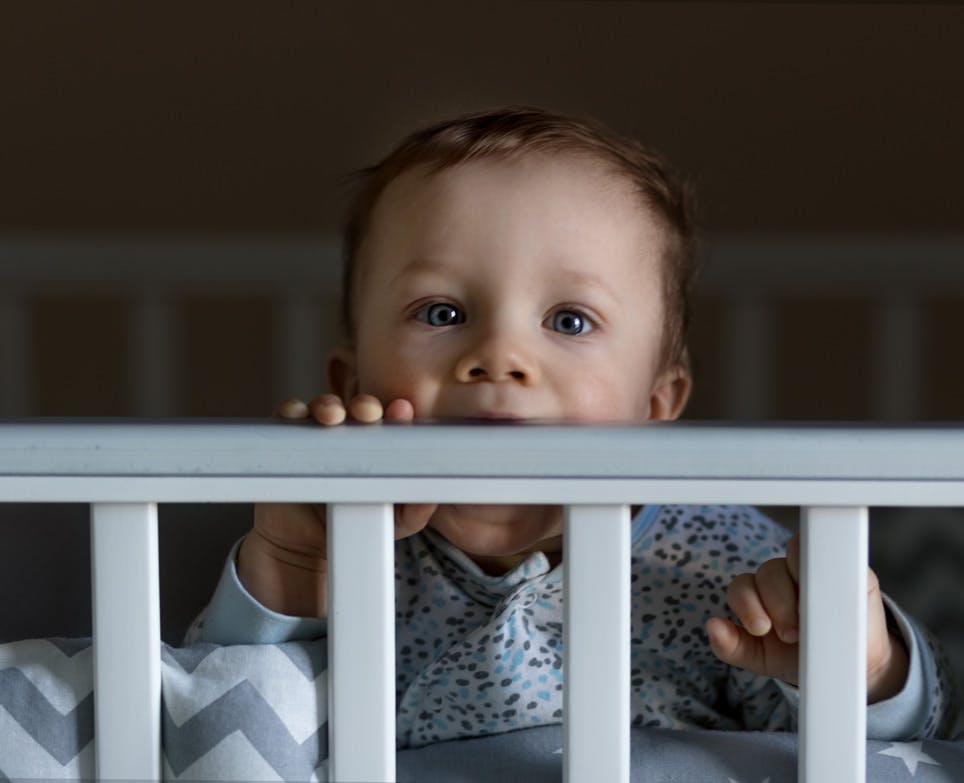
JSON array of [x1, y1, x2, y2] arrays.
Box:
[[335, 153, 689, 567], [347, 153, 683, 422]]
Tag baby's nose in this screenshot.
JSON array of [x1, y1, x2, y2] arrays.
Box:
[[463, 366, 527, 381], [454, 336, 537, 384]]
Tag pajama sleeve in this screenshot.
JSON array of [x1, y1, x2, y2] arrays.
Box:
[[183, 538, 326, 646], [742, 596, 956, 740]]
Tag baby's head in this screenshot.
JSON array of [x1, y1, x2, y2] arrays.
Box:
[[330, 106, 696, 424]]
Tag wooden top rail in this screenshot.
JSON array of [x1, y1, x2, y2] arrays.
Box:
[[2, 419, 964, 479], [2, 420, 964, 506]]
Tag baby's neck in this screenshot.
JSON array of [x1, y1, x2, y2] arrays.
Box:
[[468, 547, 563, 576]]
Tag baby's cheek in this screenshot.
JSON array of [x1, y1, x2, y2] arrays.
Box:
[[560, 378, 646, 422], [359, 366, 435, 417]]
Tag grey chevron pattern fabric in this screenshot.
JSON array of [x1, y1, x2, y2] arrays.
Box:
[[4, 636, 964, 781], [0, 639, 96, 779], [0, 669, 93, 764], [0, 638, 329, 781], [161, 642, 328, 780]]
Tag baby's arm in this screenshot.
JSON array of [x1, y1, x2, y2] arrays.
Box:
[[705, 533, 909, 704], [236, 394, 436, 619]]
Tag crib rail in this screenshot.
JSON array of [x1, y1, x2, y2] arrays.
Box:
[[3, 420, 964, 783]]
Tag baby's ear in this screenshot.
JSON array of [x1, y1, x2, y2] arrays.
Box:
[[327, 345, 359, 402], [648, 364, 692, 421]]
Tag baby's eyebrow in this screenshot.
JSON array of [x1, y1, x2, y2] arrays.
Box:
[[552, 268, 620, 303], [387, 258, 450, 288], [386, 259, 621, 305]]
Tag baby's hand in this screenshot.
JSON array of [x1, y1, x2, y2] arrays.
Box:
[[241, 395, 437, 615], [273, 393, 436, 542], [705, 534, 909, 703], [276, 393, 416, 427]]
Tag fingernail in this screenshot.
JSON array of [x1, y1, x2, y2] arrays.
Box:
[[780, 628, 799, 644], [317, 400, 346, 426], [749, 618, 771, 636], [350, 397, 383, 422], [278, 399, 309, 418]]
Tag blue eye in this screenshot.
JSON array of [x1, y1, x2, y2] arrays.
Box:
[[418, 302, 465, 327], [548, 309, 592, 335]]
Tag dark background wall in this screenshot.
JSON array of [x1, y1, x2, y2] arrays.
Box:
[[2, 1, 963, 421], [3, 1, 963, 235]]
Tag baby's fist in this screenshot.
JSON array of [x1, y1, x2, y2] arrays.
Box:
[[705, 536, 802, 686], [705, 533, 909, 703]]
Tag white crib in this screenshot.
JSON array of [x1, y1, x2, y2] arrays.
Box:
[[1, 420, 962, 782]]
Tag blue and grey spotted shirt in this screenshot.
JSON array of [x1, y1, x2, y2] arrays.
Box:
[[190, 505, 954, 746]]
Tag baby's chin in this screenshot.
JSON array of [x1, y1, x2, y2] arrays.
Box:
[[442, 503, 541, 520], [427, 503, 564, 555]]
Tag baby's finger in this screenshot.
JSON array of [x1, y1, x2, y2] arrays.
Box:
[[348, 394, 384, 423], [726, 572, 772, 637], [384, 398, 416, 421], [706, 616, 799, 686], [706, 616, 752, 666], [784, 533, 801, 584], [754, 558, 799, 644], [274, 398, 310, 419], [309, 394, 347, 426], [394, 503, 437, 539]]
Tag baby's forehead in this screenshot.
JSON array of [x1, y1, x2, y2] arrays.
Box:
[[368, 152, 659, 243], [387, 150, 638, 198], [356, 160, 666, 288]]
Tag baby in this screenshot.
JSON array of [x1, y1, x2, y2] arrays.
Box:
[[190, 106, 952, 743]]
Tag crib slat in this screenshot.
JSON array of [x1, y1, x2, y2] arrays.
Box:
[[873, 297, 921, 420], [90, 502, 162, 781], [131, 294, 176, 417], [563, 504, 630, 783], [0, 293, 28, 416], [328, 503, 396, 782], [799, 506, 868, 783], [725, 296, 774, 419]]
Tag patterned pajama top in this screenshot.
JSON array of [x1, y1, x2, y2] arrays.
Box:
[[190, 505, 955, 746]]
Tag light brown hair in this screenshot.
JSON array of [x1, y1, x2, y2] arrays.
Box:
[[341, 106, 697, 371]]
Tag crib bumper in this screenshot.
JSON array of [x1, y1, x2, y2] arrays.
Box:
[[1, 636, 961, 782]]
